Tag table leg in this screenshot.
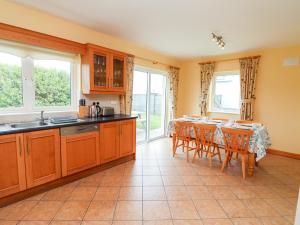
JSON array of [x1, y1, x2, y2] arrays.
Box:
[[248, 153, 255, 176], [172, 135, 176, 155]]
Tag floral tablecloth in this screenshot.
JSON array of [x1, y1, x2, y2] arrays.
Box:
[[167, 117, 272, 161]]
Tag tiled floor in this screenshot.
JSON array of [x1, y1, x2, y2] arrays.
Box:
[[0, 138, 299, 225]]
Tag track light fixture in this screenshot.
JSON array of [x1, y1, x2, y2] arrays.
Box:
[[211, 33, 225, 49]]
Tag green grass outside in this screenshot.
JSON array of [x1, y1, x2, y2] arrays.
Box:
[[136, 112, 161, 130]]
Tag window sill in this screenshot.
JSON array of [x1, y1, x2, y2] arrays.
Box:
[[208, 110, 240, 115]]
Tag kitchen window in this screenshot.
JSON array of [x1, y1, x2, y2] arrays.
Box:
[[210, 72, 241, 114], [0, 40, 78, 114]]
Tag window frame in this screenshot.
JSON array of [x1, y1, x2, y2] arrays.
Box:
[[209, 71, 241, 115], [0, 54, 78, 115]]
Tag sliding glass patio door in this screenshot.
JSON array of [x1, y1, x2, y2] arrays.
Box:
[[132, 69, 167, 143]]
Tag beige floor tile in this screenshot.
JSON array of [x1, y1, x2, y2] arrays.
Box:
[[173, 220, 203, 225], [124, 166, 143, 176], [263, 198, 296, 216], [186, 186, 214, 200], [84, 201, 116, 220], [112, 221, 142, 225], [143, 186, 167, 200], [284, 215, 296, 224], [50, 221, 81, 225], [0, 200, 38, 220], [18, 221, 51, 225], [218, 199, 255, 218], [162, 176, 184, 186], [122, 176, 142, 186], [208, 186, 237, 200], [230, 186, 258, 199], [177, 167, 197, 176], [242, 199, 279, 217], [53, 200, 90, 220], [81, 221, 112, 225], [26, 192, 47, 201], [168, 200, 199, 219], [144, 220, 173, 225], [231, 217, 263, 225], [42, 187, 74, 201], [0, 221, 18, 225], [182, 176, 204, 185], [114, 201, 142, 220], [94, 187, 120, 200], [247, 186, 281, 199], [100, 176, 124, 186], [69, 187, 97, 201], [194, 199, 227, 219], [202, 218, 233, 225], [159, 166, 179, 175], [259, 216, 292, 225], [143, 176, 163, 186], [200, 176, 225, 185], [143, 201, 171, 220], [23, 201, 63, 221], [143, 167, 161, 175], [165, 186, 190, 200], [118, 187, 142, 200]]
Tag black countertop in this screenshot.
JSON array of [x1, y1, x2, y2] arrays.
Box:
[[0, 114, 137, 135]]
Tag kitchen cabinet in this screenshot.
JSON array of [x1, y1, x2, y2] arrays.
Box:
[[82, 44, 127, 94], [0, 134, 26, 198], [119, 119, 136, 157], [24, 129, 61, 188], [61, 131, 100, 176], [100, 119, 136, 164], [100, 121, 120, 164]]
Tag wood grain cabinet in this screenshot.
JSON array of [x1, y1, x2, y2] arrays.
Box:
[[100, 119, 136, 164], [24, 129, 61, 188], [0, 134, 26, 198], [61, 131, 100, 176], [119, 119, 136, 157], [82, 44, 127, 95]]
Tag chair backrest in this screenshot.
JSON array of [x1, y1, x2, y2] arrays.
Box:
[[174, 121, 193, 140], [193, 124, 217, 146], [221, 127, 254, 154], [235, 120, 262, 125], [212, 118, 229, 122]]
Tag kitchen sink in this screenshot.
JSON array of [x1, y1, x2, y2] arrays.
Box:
[[10, 121, 48, 128]]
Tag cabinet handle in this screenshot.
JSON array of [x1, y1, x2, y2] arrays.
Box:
[[26, 138, 30, 155], [18, 136, 22, 157]]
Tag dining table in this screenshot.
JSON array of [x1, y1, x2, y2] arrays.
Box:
[[167, 116, 272, 176]]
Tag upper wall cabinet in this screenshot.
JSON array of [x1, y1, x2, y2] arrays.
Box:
[[82, 44, 127, 95]]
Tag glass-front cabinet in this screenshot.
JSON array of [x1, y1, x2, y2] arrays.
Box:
[[81, 44, 126, 94], [111, 55, 125, 90], [92, 53, 108, 89]]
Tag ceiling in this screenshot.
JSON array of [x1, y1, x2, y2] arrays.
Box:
[[12, 0, 300, 59]]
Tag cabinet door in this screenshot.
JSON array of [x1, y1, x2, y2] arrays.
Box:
[[100, 122, 120, 164], [61, 132, 100, 176], [110, 54, 126, 92], [91, 51, 110, 91], [0, 134, 26, 198], [24, 129, 61, 188], [119, 120, 136, 157]]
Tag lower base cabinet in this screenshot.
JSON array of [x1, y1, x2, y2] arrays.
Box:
[[0, 134, 26, 198], [61, 131, 100, 176], [100, 119, 136, 164]]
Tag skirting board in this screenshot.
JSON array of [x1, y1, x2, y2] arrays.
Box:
[[267, 148, 300, 160]]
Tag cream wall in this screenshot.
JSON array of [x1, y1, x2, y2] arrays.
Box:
[[178, 47, 300, 154]]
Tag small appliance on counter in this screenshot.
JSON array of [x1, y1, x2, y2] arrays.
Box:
[[102, 107, 114, 116], [78, 99, 89, 118]]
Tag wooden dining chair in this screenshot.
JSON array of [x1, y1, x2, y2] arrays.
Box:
[[211, 118, 229, 122], [192, 124, 222, 167], [235, 120, 262, 125], [221, 127, 254, 179], [173, 121, 196, 161], [191, 115, 203, 118]]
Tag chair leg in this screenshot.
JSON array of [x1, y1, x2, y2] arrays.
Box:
[[208, 150, 212, 168], [235, 153, 239, 160], [192, 148, 198, 163], [186, 141, 189, 162], [241, 155, 246, 179], [216, 146, 222, 163], [221, 151, 230, 172], [173, 139, 178, 157]]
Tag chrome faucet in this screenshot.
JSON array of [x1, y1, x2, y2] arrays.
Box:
[[40, 110, 45, 125]]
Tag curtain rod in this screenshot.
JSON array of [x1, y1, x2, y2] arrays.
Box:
[[135, 56, 180, 69], [198, 55, 261, 65]]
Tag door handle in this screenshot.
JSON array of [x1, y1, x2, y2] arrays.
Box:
[[18, 136, 22, 157]]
